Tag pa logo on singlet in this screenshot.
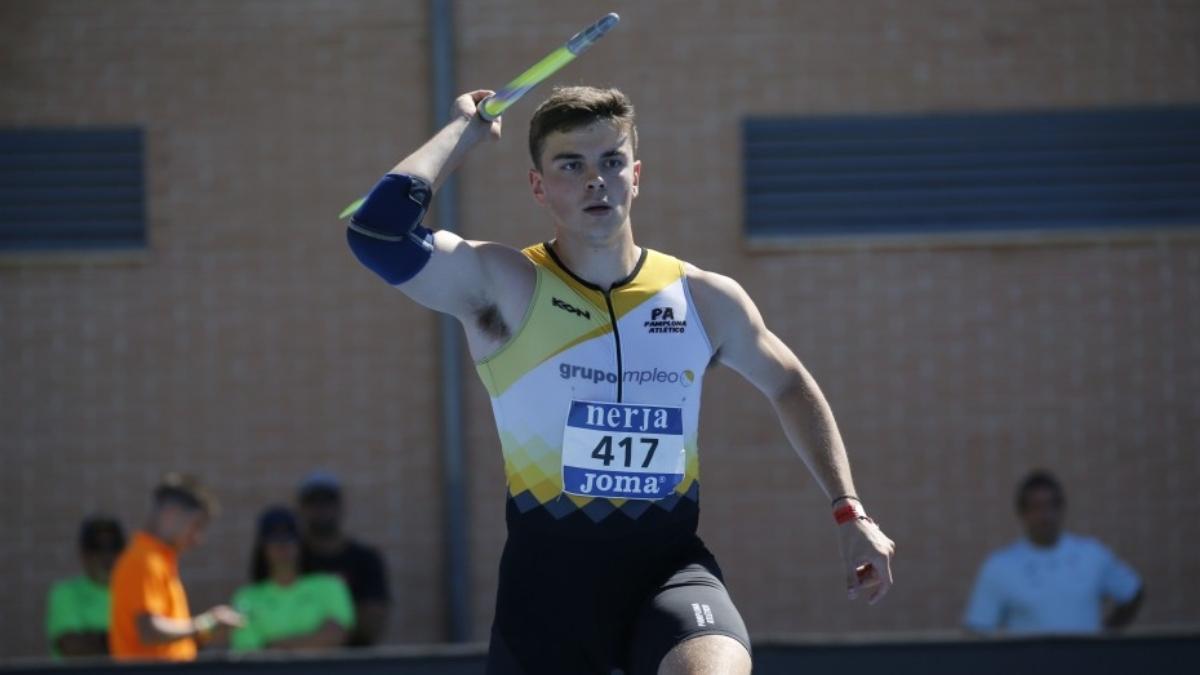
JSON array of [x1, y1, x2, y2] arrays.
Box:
[[644, 306, 687, 334]]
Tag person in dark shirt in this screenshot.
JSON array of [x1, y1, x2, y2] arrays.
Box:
[[296, 472, 390, 646]]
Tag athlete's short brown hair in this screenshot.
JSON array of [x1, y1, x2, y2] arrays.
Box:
[[528, 86, 638, 171]]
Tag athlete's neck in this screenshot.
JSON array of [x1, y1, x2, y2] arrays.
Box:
[[550, 226, 641, 290]]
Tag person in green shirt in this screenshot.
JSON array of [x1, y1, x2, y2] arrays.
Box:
[[231, 506, 355, 651], [46, 515, 126, 657]]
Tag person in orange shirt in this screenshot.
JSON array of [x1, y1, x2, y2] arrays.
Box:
[[108, 473, 243, 660]]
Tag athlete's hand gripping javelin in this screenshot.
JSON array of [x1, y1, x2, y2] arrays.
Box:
[[391, 90, 502, 195], [452, 90, 503, 144], [341, 11, 621, 217]]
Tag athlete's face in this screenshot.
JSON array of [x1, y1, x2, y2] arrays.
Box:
[[530, 120, 640, 244]]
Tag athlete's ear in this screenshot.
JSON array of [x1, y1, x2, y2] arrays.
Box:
[[529, 168, 547, 206], [631, 159, 641, 199]]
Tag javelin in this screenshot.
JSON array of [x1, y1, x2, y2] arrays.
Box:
[[339, 12, 621, 219]]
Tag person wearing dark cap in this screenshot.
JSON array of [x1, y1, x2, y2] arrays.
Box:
[[45, 515, 127, 657], [296, 471, 390, 646], [230, 506, 355, 651], [109, 473, 244, 660]]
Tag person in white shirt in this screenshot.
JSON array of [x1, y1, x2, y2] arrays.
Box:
[[963, 470, 1144, 634]]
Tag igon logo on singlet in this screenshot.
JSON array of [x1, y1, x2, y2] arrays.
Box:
[[561, 400, 686, 501], [552, 297, 591, 320]]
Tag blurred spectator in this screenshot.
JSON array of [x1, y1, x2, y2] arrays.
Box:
[[231, 506, 355, 651], [45, 515, 126, 657], [297, 471, 390, 646], [964, 470, 1144, 634], [108, 473, 244, 660]]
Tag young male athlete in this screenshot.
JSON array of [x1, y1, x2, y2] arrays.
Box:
[[345, 87, 896, 675]]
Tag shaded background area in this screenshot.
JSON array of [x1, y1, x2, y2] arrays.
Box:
[[6, 634, 1200, 675], [1, 0, 1198, 660]]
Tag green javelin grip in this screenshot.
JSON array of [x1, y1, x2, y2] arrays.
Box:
[[339, 12, 621, 220]]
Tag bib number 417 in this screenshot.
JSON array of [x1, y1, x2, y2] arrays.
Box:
[[590, 436, 659, 469], [561, 400, 686, 501]]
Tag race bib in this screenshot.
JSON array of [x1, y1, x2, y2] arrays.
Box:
[[561, 400, 686, 501]]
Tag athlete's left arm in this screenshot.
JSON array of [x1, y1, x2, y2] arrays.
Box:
[[687, 266, 896, 604]]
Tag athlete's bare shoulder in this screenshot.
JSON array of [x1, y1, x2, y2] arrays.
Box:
[[683, 262, 747, 299], [683, 264, 802, 398], [683, 263, 764, 353], [473, 238, 536, 295]]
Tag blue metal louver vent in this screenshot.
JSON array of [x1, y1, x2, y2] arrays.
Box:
[[0, 128, 146, 250], [744, 107, 1200, 237]]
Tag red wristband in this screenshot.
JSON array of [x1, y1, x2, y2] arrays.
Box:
[[833, 500, 867, 525]]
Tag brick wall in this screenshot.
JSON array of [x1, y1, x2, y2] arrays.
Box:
[[2, 0, 1198, 659]]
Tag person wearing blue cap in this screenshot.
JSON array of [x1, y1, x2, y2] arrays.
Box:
[[230, 506, 355, 651], [295, 472, 390, 646]]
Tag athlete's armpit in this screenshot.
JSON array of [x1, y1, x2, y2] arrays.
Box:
[[474, 302, 511, 343], [397, 231, 535, 360]]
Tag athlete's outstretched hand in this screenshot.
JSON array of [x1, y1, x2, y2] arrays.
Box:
[[452, 90, 502, 142], [838, 516, 896, 605]]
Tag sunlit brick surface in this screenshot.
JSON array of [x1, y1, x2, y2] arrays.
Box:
[[2, 0, 1198, 658]]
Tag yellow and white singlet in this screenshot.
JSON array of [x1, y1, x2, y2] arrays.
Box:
[[475, 243, 714, 530]]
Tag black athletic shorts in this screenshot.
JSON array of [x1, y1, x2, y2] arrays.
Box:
[[486, 520, 750, 674]]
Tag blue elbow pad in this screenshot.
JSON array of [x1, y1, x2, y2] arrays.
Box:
[[347, 225, 435, 285], [346, 173, 436, 284], [350, 173, 432, 241]]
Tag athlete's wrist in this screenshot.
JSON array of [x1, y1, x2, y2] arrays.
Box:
[[452, 112, 492, 143], [830, 494, 861, 508], [833, 497, 872, 526]]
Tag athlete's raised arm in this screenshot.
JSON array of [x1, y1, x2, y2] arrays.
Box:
[[687, 266, 897, 605], [344, 91, 534, 358]]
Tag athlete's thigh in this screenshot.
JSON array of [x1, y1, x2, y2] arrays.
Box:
[[658, 634, 751, 675], [627, 546, 751, 675]]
